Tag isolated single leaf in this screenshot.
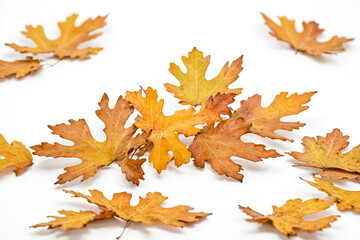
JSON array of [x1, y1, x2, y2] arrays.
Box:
[[164, 47, 243, 105], [189, 118, 281, 181], [261, 13, 353, 55], [289, 128, 360, 178], [6, 14, 106, 59], [239, 198, 339, 236], [0, 58, 42, 78], [31, 94, 147, 185], [232, 92, 316, 141], [63, 189, 211, 227], [126, 87, 235, 173], [303, 177, 360, 211], [32, 210, 113, 230], [0, 134, 33, 176]]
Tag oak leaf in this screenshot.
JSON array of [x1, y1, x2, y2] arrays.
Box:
[[289, 128, 360, 179], [0, 134, 33, 176], [31, 94, 147, 185], [261, 13, 353, 55], [0, 58, 42, 78], [164, 47, 243, 105], [6, 14, 107, 59], [126, 87, 235, 173], [303, 177, 360, 212], [232, 92, 316, 141], [33, 189, 210, 234], [239, 198, 339, 236], [189, 117, 281, 181]]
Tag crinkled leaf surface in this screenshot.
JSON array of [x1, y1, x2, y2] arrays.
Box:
[[0, 58, 42, 78]]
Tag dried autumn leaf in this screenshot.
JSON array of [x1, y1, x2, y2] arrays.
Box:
[[303, 177, 360, 212], [0, 134, 33, 176], [32, 210, 113, 230], [239, 198, 339, 236], [261, 13, 353, 55], [125, 87, 235, 173], [289, 128, 360, 179], [33, 189, 210, 234], [164, 47, 243, 105], [189, 117, 281, 181], [0, 58, 42, 78], [6, 14, 107, 59], [31, 94, 147, 185], [232, 92, 316, 142], [316, 169, 360, 180]]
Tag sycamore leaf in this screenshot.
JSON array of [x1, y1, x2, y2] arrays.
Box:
[[164, 47, 243, 105], [189, 118, 281, 181], [33, 189, 210, 234], [32, 210, 114, 230], [232, 92, 316, 142], [31, 94, 147, 185], [126, 87, 235, 173], [289, 128, 360, 179], [6, 14, 107, 59], [303, 177, 360, 212], [0, 58, 42, 78], [239, 198, 339, 236], [0, 134, 33, 176], [261, 13, 353, 55]]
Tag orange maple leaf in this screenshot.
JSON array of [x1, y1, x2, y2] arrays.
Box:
[[0, 58, 42, 78], [6, 14, 107, 59], [126, 87, 235, 173], [232, 92, 316, 141], [31, 94, 147, 185], [261, 13, 353, 55], [189, 118, 281, 181]]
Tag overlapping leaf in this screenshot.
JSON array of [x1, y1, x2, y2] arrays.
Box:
[[232, 92, 316, 141], [31, 94, 147, 185], [164, 47, 243, 105], [289, 128, 360, 179], [126, 87, 235, 173], [239, 198, 339, 236], [261, 13, 353, 55], [189, 117, 281, 181], [6, 14, 107, 59]]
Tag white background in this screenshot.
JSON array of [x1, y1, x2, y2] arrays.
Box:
[[0, 0, 360, 239]]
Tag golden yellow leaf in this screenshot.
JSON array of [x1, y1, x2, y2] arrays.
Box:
[[316, 169, 360, 180], [63, 189, 211, 227], [0, 134, 33, 176], [32, 210, 113, 230], [126, 87, 235, 173], [232, 92, 316, 141], [289, 128, 360, 178], [164, 47, 243, 105], [6, 14, 107, 59], [31, 94, 147, 185], [261, 13, 353, 55], [239, 198, 339, 236], [0, 58, 42, 78], [189, 118, 281, 181], [303, 177, 360, 212]]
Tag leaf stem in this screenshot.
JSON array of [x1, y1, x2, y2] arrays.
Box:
[[116, 220, 131, 239]]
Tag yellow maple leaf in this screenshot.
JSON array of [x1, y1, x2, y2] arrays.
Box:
[[6, 14, 107, 59], [164, 47, 243, 105], [33, 189, 210, 235], [303, 177, 360, 212], [126, 87, 235, 172], [239, 198, 339, 236], [31, 94, 147, 185], [189, 117, 281, 181], [0, 134, 33, 176], [289, 128, 360, 178], [0, 58, 42, 78], [232, 92, 316, 141], [261, 13, 353, 55]]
